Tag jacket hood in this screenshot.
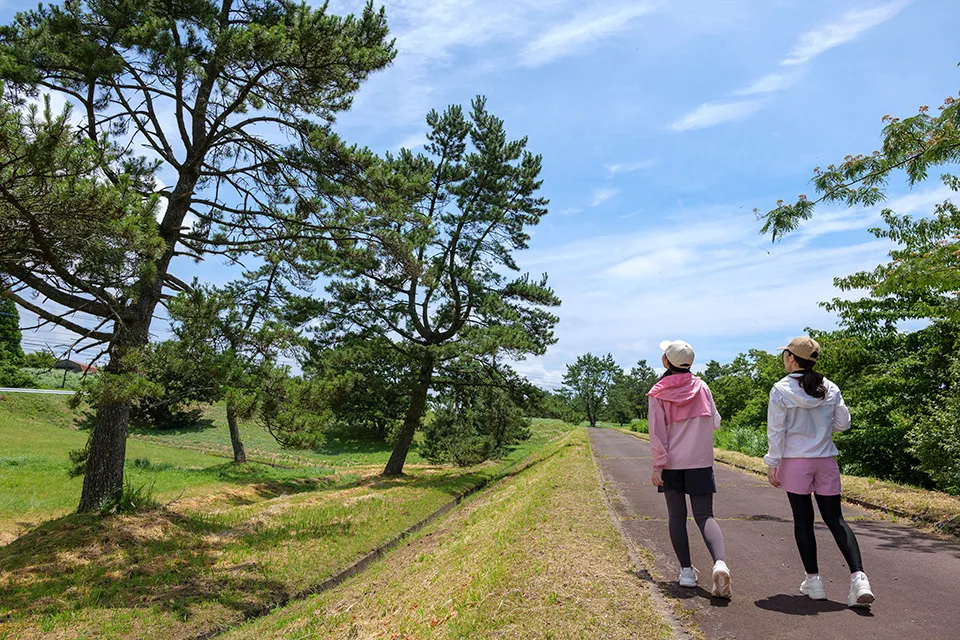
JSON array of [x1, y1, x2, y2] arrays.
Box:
[[648, 373, 706, 406], [774, 375, 836, 408]]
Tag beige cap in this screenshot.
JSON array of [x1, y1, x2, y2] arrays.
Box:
[[778, 336, 821, 361], [659, 340, 695, 368]]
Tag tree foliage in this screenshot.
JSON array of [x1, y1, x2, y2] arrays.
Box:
[[0, 295, 33, 387], [562, 353, 619, 428], [757, 72, 960, 493], [0, 0, 395, 511], [602, 359, 657, 425], [315, 97, 559, 475], [421, 364, 532, 467], [302, 335, 412, 441], [0, 296, 24, 361], [22, 348, 56, 369]]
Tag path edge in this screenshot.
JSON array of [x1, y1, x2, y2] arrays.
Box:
[[587, 428, 696, 640]]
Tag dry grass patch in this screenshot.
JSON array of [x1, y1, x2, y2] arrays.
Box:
[[223, 429, 672, 640]]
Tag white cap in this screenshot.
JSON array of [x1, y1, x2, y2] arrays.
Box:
[[659, 340, 695, 368]]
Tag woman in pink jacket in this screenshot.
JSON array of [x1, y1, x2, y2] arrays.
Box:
[[649, 340, 730, 598]]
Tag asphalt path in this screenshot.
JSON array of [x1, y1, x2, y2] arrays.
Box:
[[589, 428, 960, 640]]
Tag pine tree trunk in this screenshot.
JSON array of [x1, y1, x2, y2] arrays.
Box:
[[77, 399, 130, 512], [227, 399, 247, 463], [76, 179, 196, 514], [384, 351, 434, 476]]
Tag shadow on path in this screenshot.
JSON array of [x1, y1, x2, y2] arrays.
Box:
[[755, 594, 874, 617]]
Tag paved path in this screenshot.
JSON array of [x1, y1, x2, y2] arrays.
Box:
[[589, 428, 960, 640]]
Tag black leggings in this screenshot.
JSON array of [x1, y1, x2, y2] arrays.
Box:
[[663, 491, 726, 567], [787, 492, 863, 574]]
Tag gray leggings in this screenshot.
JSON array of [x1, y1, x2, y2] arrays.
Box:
[[663, 490, 726, 567]]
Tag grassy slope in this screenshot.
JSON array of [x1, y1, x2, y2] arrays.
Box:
[[223, 428, 672, 640], [0, 394, 578, 639], [0, 394, 254, 540]]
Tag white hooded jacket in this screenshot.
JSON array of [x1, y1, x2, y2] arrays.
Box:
[[763, 374, 851, 468]]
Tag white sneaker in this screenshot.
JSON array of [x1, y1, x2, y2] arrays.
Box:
[[678, 566, 699, 587], [711, 560, 732, 598], [800, 575, 827, 600], [848, 572, 875, 608]]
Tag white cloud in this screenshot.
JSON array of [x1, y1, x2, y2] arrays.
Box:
[[396, 132, 428, 150], [520, 2, 661, 67], [605, 159, 658, 175], [731, 72, 802, 96], [782, 1, 912, 66], [517, 187, 952, 385], [591, 187, 619, 206], [558, 207, 584, 216], [669, 100, 766, 131], [509, 359, 566, 390]]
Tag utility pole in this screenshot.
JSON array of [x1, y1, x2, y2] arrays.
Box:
[[61, 348, 71, 389]]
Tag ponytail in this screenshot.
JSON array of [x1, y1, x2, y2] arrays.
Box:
[[659, 364, 691, 380], [789, 351, 825, 399]]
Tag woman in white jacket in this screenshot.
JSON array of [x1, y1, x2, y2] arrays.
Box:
[[765, 336, 875, 608]]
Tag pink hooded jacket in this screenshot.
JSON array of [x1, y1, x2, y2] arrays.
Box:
[[647, 373, 721, 471]]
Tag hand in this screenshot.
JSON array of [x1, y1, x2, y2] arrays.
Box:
[[767, 467, 781, 488], [651, 469, 664, 487]]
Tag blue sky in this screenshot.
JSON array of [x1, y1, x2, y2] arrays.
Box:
[[6, 0, 960, 389]]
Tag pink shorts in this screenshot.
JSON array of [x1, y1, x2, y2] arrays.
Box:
[[777, 457, 842, 496]]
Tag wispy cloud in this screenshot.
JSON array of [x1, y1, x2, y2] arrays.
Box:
[[518, 187, 951, 383], [558, 207, 584, 216], [521, 2, 660, 67], [605, 159, 658, 176], [782, 1, 911, 66], [669, 100, 765, 131], [731, 72, 802, 96], [591, 187, 620, 207], [396, 132, 428, 150]]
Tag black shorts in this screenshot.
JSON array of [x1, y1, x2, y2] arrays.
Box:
[[658, 467, 716, 495]]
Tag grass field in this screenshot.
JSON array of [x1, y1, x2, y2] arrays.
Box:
[[223, 428, 672, 640], [128, 402, 432, 468], [0, 393, 578, 639], [17, 368, 85, 391]]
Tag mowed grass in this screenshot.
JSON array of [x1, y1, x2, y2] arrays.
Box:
[[223, 428, 672, 640], [0, 394, 274, 542], [0, 394, 577, 639]]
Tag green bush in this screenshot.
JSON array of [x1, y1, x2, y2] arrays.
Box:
[[421, 408, 495, 467], [909, 355, 960, 495], [422, 386, 531, 467], [0, 361, 35, 388], [22, 349, 56, 368], [715, 425, 767, 458]]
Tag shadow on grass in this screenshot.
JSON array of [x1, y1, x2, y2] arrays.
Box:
[[200, 463, 343, 500], [127, 418, 220, 438], [311, 433, 413, 460], [0, 510, 290, 627]]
